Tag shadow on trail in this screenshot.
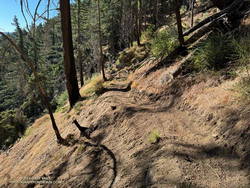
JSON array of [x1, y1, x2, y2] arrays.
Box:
[[71, 129, 117, 188], [125, 138, 249, 187], [84, 141, 117, 188], [124, 108, 250, 187]]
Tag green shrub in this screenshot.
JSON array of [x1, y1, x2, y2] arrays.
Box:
[[0, 110, 27, 149], [232, 34, 250, 74], [233, 34, 250, 101], [151, 28, 178, 58], [55, 91, 68, 112], [191, 33, 234, 71], [148, 130, 161, 144], [115, 45, 148, 69], [141, 25, 155, 43], [24, 125, 34, 137], [74, 102, 84, 114]]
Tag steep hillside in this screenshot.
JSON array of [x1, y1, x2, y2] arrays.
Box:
[[1, 4, 250, 187], [1, 45, 250, 187]]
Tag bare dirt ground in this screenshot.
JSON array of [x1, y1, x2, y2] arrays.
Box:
[[0, 55, 250, 188]]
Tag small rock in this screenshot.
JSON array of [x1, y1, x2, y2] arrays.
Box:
[[158, 72, 173, 86], [206, 113, 214, 121]]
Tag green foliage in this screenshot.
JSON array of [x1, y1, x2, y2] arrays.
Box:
[[74, 102, 84, 113], [116, 45, 148, 69], [24, 125, 34, 137], [148, 130, 161, 144], [0, 110, 27, 149], [232, 34, 250, 73], [151, 28, 178, 58], [141, 25, 155, 43], [191, 33, 234, 71], [55, 91, 68, 112], [233, 34, 250, 101], [0, 16, 65, 121]]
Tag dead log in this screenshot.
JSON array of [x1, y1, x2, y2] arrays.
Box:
[[211, 0, 234, 10], [183, 0, 244, 36], [144, 17, 224, 76]]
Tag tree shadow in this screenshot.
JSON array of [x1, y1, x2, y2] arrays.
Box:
[[56, 133, 80, 147], [126, 132, 250, 187], [98, 82, 132, 95], [25, 146, 78, 188], [81, 141, 117, 188]]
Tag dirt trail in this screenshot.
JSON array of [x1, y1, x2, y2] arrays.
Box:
[[82, 78, 249, 187], [0, 59, 250, 188]]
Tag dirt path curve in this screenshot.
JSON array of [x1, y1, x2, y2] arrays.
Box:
[[0, 60, 249, 188], [74, 74, 249, 188]]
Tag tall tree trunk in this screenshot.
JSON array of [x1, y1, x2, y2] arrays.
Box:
[[77, 0, 84, 87], [190, 0, 195, 27], [52, 21, 56, 46], [175, 0, 185, 46], [60, 0, 81, 108], [0, 31, 63, 143], [97, 0, 107, 81], [153, 0, 159, 29], [138, 0, 142, 33], [135, 0, 141, 46]]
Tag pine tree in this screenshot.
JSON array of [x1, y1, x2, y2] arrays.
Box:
[[59, 0, 81, 108]]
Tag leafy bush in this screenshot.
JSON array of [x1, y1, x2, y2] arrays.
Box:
[[191, 33, 234, 71], [151, 28, 178, 58], [0, 110, 27, 149], [232, 34, 250, 74], [115, 45, 148, 69], [141, 25, 155, 43], [55, 91, 68, 111], [233, 34, 250, 101], [148, 130, 161, 144]]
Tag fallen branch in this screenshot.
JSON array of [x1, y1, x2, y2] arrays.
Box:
[[183, 0, 244, 36]]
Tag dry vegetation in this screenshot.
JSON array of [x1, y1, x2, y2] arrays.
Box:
[[1, 5, 250, 188]]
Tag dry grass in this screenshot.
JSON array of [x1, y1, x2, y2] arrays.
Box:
[[0, 8, 249, 188], [80, 74, 104, 97], [181, 7, 219, 29], [116, 45, 149, 70], [1, 64, 249, 187]]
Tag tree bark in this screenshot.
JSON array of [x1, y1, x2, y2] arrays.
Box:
[[135, 0, 141, 46], [190, 0, 195, 27], [175, 0, 185, 46], [60, 0, 81, 108], [153, 0, 159, 29], [183, 0, 244, 36], [77, 0, 84, 87], [97, 0, 107, 81]]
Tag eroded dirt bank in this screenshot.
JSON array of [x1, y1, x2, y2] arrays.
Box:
[[0, 60, 250, 188]]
